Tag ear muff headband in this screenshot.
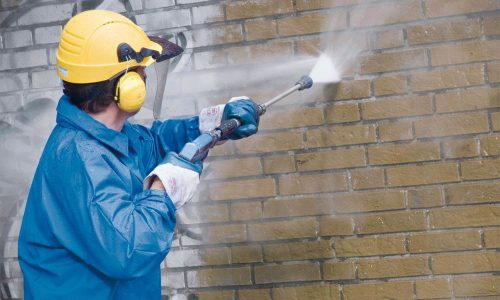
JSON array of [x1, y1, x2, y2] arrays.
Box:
[[114, 72, 146, 113]]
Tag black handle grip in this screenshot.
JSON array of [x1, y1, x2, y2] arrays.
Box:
[[216, 118, 241, 140]]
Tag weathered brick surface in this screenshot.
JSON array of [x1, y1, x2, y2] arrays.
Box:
[[411, 64, 484, 92], [432, 252, 500, 274], [248, 218, 317, 241], [373, 75, 407, 96], [454, 276, 500, 297], [386, 163, 459, 187], [273, 284, 340, 300], [430, 206, 500, 229], [264, 240, 334, 262], [355, 211, 427, 234], [425, 0, 500, 18], [415, 279, 452, 299], [323, 260, 356, 280], [187, 267, 252, 287], [335, 235, 405, 257], [378, 121, 414, 142], [343, 281, 413, 300], [415, 113, 489, 138], [360, 49, 427, 74], [431, 40, 500, 66], [3, 1, 500, 299], [358, 256, 431, 279], [368, 142, 440, 165], [361, 95, 433, 120], [307, 124, 377, 147], [254, 262, 321, 283], [408, 19, 481, 45], [408, 230, 482, 253]]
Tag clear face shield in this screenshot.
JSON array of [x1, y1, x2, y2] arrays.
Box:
[[122, 35, 182, 120], [146, 58, 170, 120]]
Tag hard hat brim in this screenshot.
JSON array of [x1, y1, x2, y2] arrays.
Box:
[[148, 36, 184, 62]]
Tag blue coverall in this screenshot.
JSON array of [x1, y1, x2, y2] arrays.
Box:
[[18, 96, 200, 299]]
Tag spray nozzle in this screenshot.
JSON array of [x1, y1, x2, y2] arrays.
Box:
[[296, 75, 314, 90]]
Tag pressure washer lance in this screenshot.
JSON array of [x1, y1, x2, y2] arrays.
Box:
[[179, 75, 314, 163]]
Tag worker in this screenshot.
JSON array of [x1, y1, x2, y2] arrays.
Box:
[[18, 10, 259, 300]]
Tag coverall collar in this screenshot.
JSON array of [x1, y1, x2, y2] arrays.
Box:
[[56, 96, 129, 157]]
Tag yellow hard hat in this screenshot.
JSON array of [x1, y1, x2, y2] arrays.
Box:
[[56, 10, 183, 84]]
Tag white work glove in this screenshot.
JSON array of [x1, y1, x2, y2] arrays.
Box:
[[198, 96, 250, 133], [144, 153, 202, 209]]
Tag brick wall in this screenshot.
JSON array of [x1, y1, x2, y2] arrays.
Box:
[[1, 0, 499, 299]]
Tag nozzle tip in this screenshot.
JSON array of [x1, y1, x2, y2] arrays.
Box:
[[297, 75, 313, 90]]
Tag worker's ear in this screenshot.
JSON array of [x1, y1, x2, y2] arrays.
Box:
[[114, 72, 146, 113]]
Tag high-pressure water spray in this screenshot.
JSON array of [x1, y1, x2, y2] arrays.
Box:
[[179, 75, 314, 162]]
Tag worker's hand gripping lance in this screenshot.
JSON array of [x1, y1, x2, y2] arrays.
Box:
[[179, 75, 314, 163]]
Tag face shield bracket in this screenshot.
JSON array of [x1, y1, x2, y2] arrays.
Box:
[[117, 43, 160, 63]]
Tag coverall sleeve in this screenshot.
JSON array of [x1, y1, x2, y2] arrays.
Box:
[[48, 143, 177, 280], [130, 117, 201, 173]]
